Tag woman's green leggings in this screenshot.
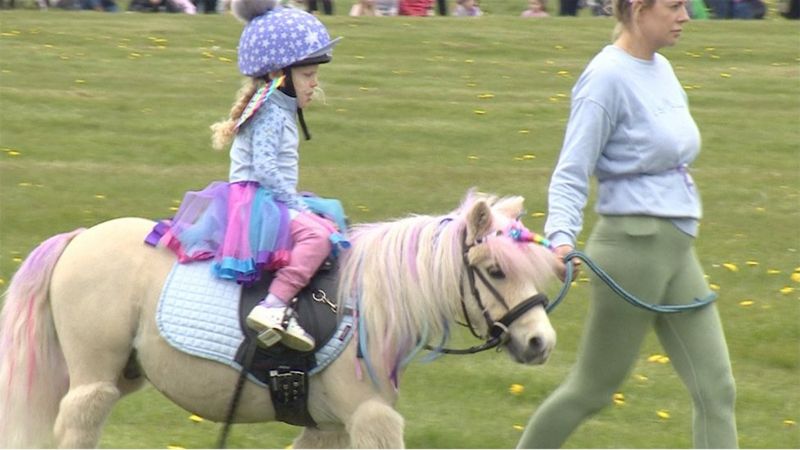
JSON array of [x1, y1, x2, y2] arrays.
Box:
[[517, 216, 738, 448]]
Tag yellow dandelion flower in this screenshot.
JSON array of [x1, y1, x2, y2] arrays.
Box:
[[354, 55, 365, 60], [791, 273, 800, 283], [554, 45, 565, 50], [720, 73, 732, 78], [218, 57, 232, 63], [473, 109, 486, 115], [522, 154, 536, 160], [94, 194, 106, 200], [755, 207, 765, 212], [169, 206, 179, 212], [518, 129, 530, 134], [739, 300, 754, 307], [634, 374, 649, 382], [784, 419, 797, 427], [356, 205, 370, 212], [359, 87, 371, 91], [657, 410, 671, 420], [767, 269, 781, 275], [647, 354, 665, 362], [7, 151, 20, 156], [478, 93, 495, 99], [75, 79, 86, 84], [612, 392, 625, 405], [466, 82, 477, 87], [189, 414, 204, 423], [467, 155, 480, 160], [18, 182, 32, 187], [794, 267, 800, 273], [530, 212, 545, 218], [513, 424, 525, 431], [464, 59, 474, 63], [779, 286, 794, 295], [746, 261, 759, 267], [658, 356, 670, 364], [167, 446, 185, 449], [509, 383, 525, 395], [722, 263, 739, 272], [13, 257, 22, 263]]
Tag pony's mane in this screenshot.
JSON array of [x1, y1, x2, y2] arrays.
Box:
[[337, 194, 556, 386]]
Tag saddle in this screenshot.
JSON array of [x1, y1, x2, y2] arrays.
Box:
[[234, 258, 345, 427]]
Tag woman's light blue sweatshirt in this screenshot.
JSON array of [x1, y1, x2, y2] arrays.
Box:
[[545, 45, 702, 248]]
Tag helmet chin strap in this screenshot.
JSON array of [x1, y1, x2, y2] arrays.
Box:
[[277, 67, 312, 141]]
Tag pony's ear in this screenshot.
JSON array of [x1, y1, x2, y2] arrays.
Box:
[[493, 196, 525, 219], [465, 200, 493, 246]]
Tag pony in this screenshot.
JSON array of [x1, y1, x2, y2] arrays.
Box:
[[0, 192, 558, 448]]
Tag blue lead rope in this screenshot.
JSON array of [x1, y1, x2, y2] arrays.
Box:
[[547, 250, 718, 314]]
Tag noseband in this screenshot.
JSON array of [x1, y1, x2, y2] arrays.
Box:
[[426, 232, 549, 355]]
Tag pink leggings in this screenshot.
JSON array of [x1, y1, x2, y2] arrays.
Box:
[[269, 211, 334, 302]]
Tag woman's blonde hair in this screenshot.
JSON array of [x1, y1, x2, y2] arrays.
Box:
[[210, 78, 261, 151], [611, 0, 657, 40]]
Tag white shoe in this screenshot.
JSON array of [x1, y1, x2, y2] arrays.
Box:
[[246, 304, 316, 352]]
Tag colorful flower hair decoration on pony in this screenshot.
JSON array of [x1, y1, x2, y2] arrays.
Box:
[[474, 220, 554, 251], [507, 221, 554, 250]]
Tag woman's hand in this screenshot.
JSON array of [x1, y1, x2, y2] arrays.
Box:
[[554, 244, 581, 282]]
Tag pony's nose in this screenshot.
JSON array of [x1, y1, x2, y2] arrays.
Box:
[[529, 336, 544, 353]]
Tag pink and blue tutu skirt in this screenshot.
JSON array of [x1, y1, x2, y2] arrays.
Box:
[[146, 180, 348, 284]]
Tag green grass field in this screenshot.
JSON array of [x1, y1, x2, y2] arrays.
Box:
[[1, 7, 799, 449]]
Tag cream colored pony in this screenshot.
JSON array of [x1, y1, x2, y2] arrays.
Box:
[[0, 192, 557, 448]]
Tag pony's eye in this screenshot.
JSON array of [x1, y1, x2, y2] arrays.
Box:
[[487, 266, 505, 279]]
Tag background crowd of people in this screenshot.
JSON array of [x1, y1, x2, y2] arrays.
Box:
[[3, 0, 797, 18]]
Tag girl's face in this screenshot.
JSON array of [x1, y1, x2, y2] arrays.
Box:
[[292, 64, 320, 109], [529, 0, 542, 10], [636, 0, 690, 50]]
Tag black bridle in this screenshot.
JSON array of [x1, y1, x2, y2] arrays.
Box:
[[425, 232, 550, 355]]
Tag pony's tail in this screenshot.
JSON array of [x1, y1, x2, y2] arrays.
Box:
[[0, 229, 85, 448]]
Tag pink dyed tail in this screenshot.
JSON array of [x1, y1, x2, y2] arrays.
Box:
[[0, 229, 85, 448]]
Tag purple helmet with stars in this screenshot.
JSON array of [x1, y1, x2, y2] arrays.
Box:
[[232, 0, 341, 78]]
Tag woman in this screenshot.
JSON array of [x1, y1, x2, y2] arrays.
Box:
[[516, 0, 738, 447]]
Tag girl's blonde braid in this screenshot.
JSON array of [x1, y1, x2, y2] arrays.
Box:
[[210, 78, 261, 151]]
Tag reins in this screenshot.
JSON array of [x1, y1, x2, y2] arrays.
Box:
[[546, 250, 718, 314]]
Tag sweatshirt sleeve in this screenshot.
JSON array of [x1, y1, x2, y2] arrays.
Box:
[[544, 96, 613, 248], [249, 106, 308, 212]]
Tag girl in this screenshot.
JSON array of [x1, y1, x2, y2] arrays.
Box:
[[517, 0, 738, 447], [148, 0, 347, 352]]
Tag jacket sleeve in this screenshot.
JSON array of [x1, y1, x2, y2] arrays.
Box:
[[249, 106, 308, 212], [544, 96, 613, 248]]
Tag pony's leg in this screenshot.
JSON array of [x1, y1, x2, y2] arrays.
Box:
[[54, 382, 120, 448], [293, 427, 350, 449], [347, 400, 405, 449]]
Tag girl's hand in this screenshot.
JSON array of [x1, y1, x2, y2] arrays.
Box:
[[554, 244, 580, 282]]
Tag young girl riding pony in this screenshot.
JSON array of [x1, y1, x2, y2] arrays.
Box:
[[148, 0, 347, 352]]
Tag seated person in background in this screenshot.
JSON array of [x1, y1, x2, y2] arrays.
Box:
[[521, 0, 549, 17], [350, 0, 376, 15], [81, 0, 118, 11], [398, 0, 432, 15], [375, 0, 398, 14], [453, 0, 481, 15]]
